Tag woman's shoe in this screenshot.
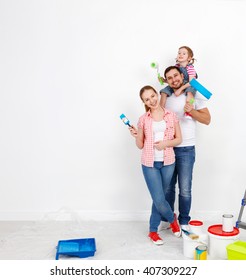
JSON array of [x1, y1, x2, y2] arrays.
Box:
[[148, 232, 164, 245]]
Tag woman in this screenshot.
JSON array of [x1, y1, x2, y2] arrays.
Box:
[[129, 85, 182, 245]]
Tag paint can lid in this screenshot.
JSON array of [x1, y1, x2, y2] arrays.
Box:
[[189, 220, 203, 226], [196, 245, 207, 251], [208, 224, 239, 236]]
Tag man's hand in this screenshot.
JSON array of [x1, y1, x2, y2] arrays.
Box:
[[184, 100, 194, 113]]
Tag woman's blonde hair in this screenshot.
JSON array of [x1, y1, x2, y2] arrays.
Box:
[[139, 85, 158, 112]]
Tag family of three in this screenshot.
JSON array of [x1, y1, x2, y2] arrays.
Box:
[[129, 65, 211, 245]]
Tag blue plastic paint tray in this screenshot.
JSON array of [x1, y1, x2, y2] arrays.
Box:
[[56, 238, 96, 260]]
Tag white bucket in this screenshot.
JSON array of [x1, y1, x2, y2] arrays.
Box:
[[183, 233, 208, 259], [208, 224, 240, 259], [189, 220, 204, 235]]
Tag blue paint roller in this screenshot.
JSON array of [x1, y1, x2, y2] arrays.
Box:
[[190, 78, 212, 99], [120, 114, 132, 127]]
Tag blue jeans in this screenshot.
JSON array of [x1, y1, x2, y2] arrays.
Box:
[[160, 84, 196, 97], [142, 162, 175, 232], [165, 146, 196, 225]]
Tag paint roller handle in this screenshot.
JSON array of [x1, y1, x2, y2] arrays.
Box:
[[151, 62, 165, 85], [158, 73, 165, 85]]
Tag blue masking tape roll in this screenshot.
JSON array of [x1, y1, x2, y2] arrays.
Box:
[[190, 78, 212, 99]]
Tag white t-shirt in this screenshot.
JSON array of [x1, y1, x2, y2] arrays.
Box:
[[153, 120, 166, 161], [165, 94, 207, 147]]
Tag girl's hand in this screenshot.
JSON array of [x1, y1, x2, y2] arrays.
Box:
[[153, 141, 166, 150], [158, 76, 167, 84], [174, 88, 183, 96], [129, 125, 138, 138]]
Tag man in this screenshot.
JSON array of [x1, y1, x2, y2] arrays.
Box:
[[160, 66, 211, 230]]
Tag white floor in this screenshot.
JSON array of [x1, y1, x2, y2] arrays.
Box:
[[0, 219, 245, 260]]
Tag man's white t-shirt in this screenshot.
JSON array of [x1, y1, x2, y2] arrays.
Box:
[[165, 94, 207, 147]]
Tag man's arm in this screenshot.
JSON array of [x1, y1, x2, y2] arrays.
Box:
[[190, 107, 211, 125], [184, 101, 211, 125]]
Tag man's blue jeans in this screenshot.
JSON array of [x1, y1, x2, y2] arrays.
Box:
[[165, 146, 196, 225], [142, 162, 175, 232]]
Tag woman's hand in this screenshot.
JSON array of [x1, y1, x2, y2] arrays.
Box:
[[129, 125, 138, 138], [153, 141, 166, 150]]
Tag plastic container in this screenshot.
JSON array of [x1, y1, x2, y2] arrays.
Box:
[[208, 224, 239, 259], [56, 238, 96, 260], [226, 240, 246, 260]]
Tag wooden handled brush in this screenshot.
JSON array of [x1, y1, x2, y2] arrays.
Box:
[[182, 229, 199, 240]]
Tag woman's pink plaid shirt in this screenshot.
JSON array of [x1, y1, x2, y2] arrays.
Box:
[[137, 109, 179, 167]]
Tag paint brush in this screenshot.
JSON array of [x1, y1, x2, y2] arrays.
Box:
[[120, 114, 133, 127], [182, 229, 199, 240]]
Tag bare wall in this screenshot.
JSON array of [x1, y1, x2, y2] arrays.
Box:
[[0, 0, 245, 221]]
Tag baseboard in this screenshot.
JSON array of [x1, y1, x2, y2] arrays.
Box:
[[0, 209, 226, 222]]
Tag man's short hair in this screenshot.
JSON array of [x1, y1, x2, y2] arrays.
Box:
[[164, 66, 182, 78]]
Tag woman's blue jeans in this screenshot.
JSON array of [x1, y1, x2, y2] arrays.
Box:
[[142, 162, 175, 232], [165, 146, 196, 225]]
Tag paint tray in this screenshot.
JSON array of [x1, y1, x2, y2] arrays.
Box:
[[56, 238, 96, 260], [226, 240, 246, 260]]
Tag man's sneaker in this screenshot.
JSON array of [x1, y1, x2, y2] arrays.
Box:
[[148, 232, 164, 245], [158, 221, 170, 231], [184, 112, 192, 119], [181, 224, 190, 231], [170, 214, 182, 237]]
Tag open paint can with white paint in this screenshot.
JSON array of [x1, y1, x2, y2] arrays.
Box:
[[222, 214, 234, 232]]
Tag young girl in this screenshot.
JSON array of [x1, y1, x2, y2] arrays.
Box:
[[129, 85, 182, 245], [160, 46, 197, 117]]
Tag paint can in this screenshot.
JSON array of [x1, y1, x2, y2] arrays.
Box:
[[183, 231, 208, 258], [222, 214, 234, 232], [208, 224, 239, 259], [189, 220, 204, 234], [182, 220, 208, 259], [194, 245, 207, 260]]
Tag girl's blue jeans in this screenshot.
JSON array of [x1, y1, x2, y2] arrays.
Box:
[[142, 162, 175, 232]]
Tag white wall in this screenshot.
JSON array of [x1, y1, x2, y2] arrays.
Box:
[[0, 0, 246, 221]]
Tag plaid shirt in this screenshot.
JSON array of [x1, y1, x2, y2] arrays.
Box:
[[137, 109, 179, 167]]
